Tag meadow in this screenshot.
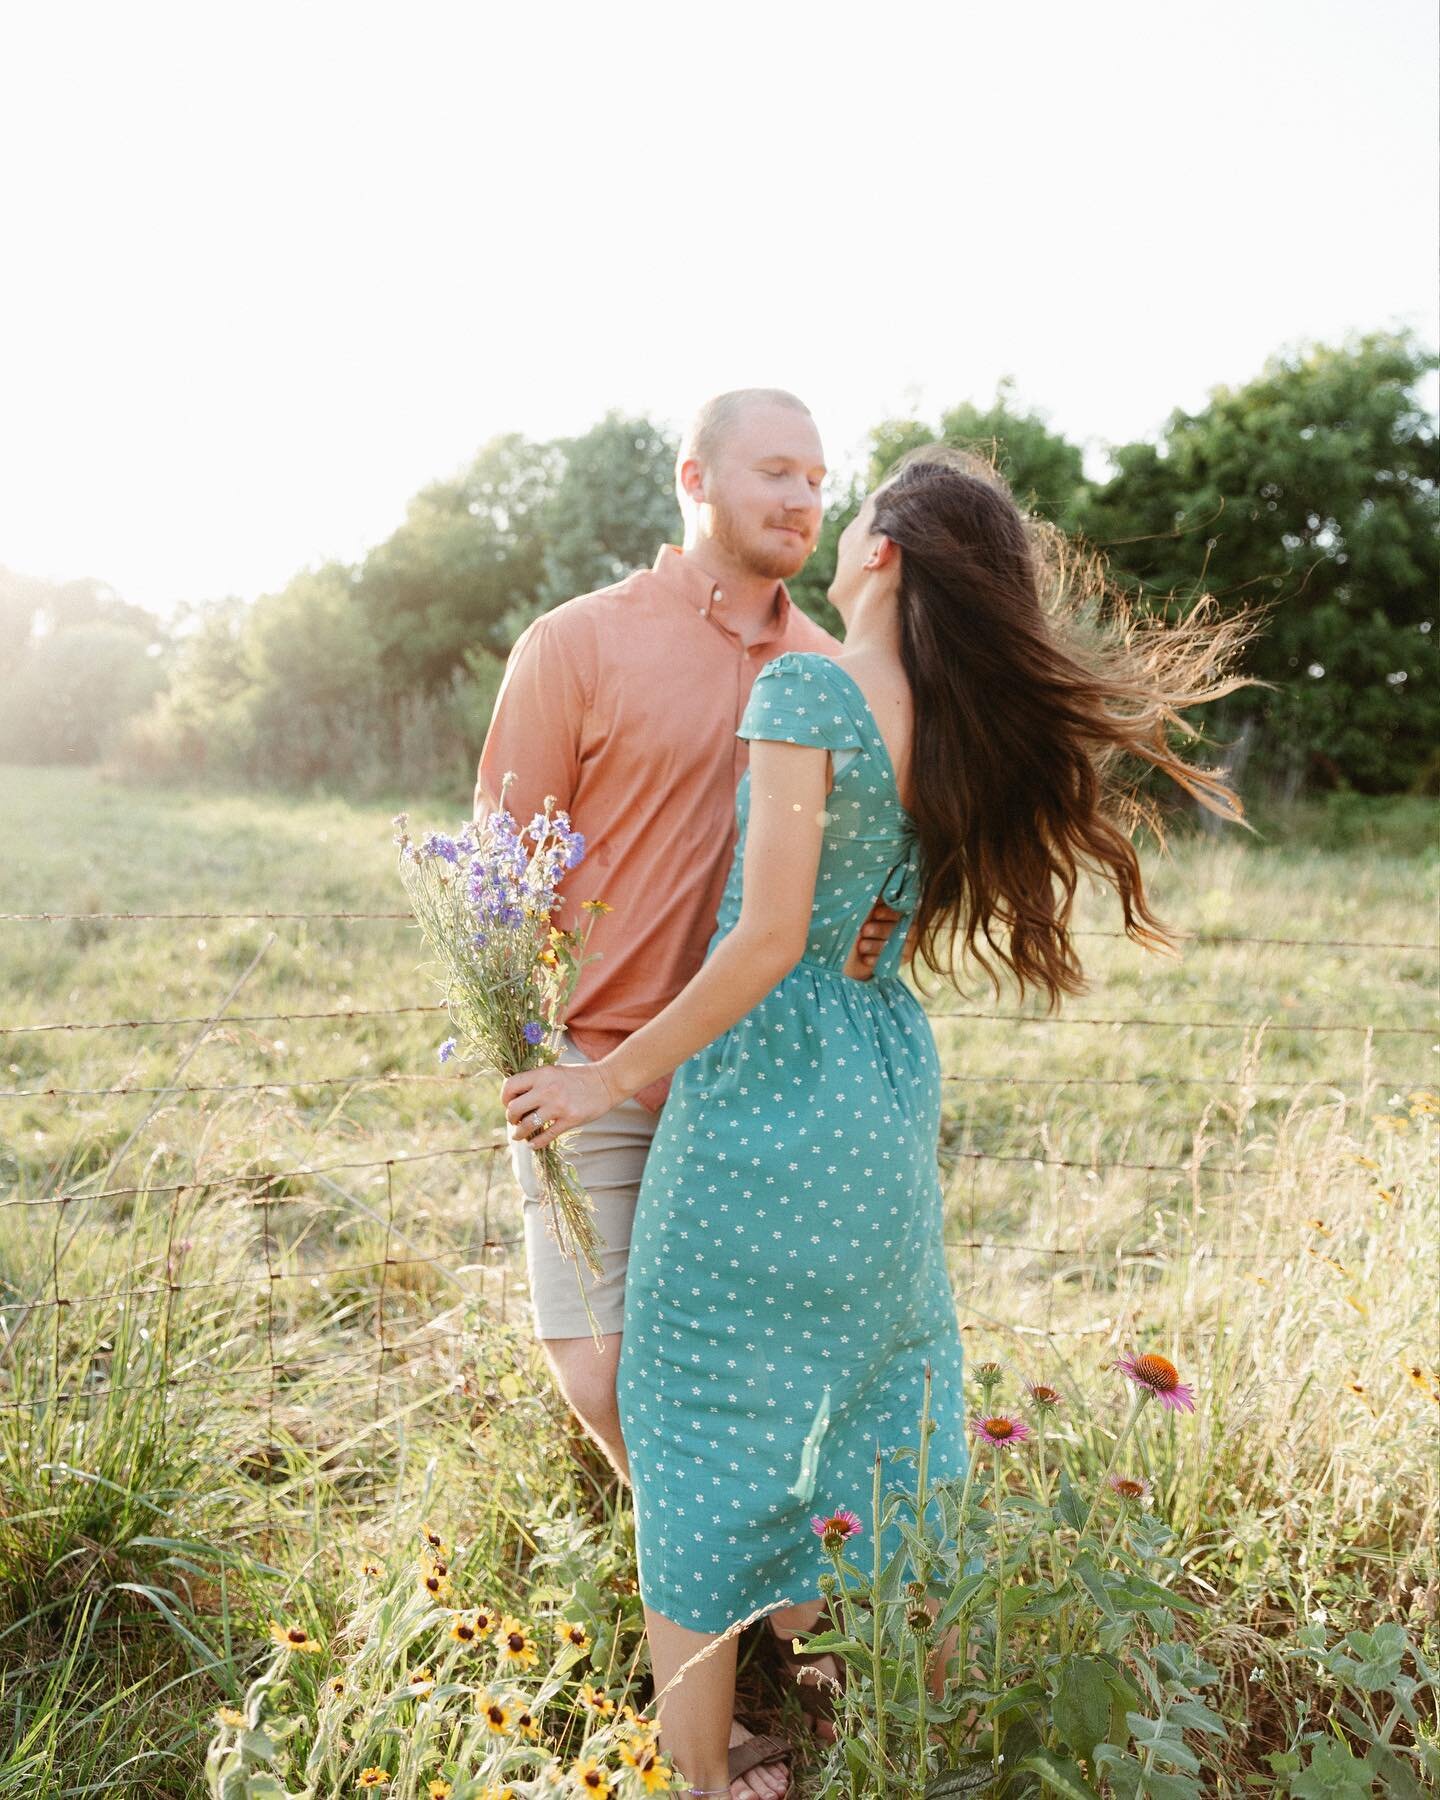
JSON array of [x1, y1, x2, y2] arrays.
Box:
[[0, 765, 1435, 1797]]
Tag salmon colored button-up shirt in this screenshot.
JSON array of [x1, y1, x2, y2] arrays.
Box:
[[475, 544, 842, 1114]]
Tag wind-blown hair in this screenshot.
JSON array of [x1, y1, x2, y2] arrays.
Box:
[[876, 445, 1264, 1009]]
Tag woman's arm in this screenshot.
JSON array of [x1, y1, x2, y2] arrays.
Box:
[[593, 736, 829, 1104]]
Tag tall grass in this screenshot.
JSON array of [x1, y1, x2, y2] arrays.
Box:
[[0, 767, 1435, 1794]]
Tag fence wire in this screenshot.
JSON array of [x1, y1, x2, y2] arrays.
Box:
[[1, 905, 1433, 1511]]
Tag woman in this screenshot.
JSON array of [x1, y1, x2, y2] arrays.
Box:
[[503, 446, 1254, 1799]]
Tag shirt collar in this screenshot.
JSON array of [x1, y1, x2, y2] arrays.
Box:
[[651, 544, 792, 646]]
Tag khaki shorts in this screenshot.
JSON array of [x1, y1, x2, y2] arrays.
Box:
[[507, 1029, 661, 1339]]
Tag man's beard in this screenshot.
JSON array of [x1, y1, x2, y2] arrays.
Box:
[[709, 499, 810, 580]]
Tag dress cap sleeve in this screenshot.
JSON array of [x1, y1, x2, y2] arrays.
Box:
[[736, 652, 864, 752]]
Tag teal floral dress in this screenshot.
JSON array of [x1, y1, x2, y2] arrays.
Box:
[[616, 651, 969, 1634]]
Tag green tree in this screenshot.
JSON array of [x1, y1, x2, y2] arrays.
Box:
[[0, 621, 166, 762], [356, 432, 563, 688], [532, 411, 681, 623], [1080, 329, 1438, 792]]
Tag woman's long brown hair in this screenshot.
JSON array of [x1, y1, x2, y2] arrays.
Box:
[[874, 445, 1266, 1009]]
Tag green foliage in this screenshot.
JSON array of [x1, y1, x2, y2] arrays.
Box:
[[0, 567, 167, 763], [1079, 329, 1438, 794], [799, 1366, 1438, 1797], [532, 410, 681, 622]]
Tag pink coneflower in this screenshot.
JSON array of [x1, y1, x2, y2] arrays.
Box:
[[1107, 1473, 1152, 1503], [1115, 1353, 1195, 1413], [1024, 1381, 1063, 1412], [810, 1508, 862, 1551], [970, 1413, 1032, 1450]]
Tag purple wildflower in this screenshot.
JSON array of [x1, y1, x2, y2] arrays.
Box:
[[523, 1021, 545, 1046], [438, 1038, 457, 1064]]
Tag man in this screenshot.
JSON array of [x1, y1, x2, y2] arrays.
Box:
[[475, 388, 900, 1463]]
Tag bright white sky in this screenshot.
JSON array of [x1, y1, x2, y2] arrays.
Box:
[[2, 0, 1435, 621]]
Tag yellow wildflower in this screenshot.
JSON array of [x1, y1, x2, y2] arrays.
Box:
[[478, 1692, 513, 1734], [580, 1681, 616, 1716], [619, 1737, 674, 1790], [214, 1706, 245, 1728], [571, 1760, 614, 1796], [357, 1558, 383, 1579], [357, 1773, 390, 1791], [408, 1665, 435, 1697], [268, 1620, 324, 1655], [560, 1619, 592, 1653], [581, 899, 613, 914], [495, 1615, 539, 1670], [427, 1782, 452, 1799]]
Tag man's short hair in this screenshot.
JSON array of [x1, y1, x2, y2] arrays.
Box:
[[676, 388, 814, 489]]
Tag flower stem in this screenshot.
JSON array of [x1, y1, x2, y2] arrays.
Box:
[[872, 1447, 886, 1775], [991, 1449, 1005, 1772], [1075, 1390, 1149, 1550]]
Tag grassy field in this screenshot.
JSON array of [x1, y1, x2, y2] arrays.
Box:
[[0, 765, 1436, 1796]]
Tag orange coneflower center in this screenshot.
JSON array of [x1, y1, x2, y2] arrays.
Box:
[[1113, 1477, 1147, 1498], [1133, 1354, 1179, 1392], [1030, 1385, 1060, 1404], [983, 1416, 1017, 1440]]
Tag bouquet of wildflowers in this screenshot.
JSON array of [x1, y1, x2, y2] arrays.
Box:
[[393, 777, 610, 1334]]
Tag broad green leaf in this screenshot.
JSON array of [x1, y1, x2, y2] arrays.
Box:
[[1052, 1657, 1115, 1765], [1020, 1747, 1102, 1799]]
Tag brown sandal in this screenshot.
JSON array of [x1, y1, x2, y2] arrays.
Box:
[[728, 1729, 794, 1787]]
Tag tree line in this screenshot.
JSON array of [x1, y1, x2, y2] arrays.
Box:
[[1, 328, 1433, 801]]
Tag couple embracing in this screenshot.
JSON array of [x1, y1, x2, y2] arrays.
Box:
[[476, 388, 1245, 1799]]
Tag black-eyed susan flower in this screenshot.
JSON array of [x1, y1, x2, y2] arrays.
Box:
[[514, 1703, 540, 1740], [478, 1787, 517, 1800], [427, 1781, 452, 1799], [357, 1772, 390, 1790], [618, 1737, 674, 1791], [419, 1558, 452, 1601], [357, 1557, 383, 1579], [328, 1677, 346, 1698], [214, 1705, 245, 1729], [478, 1692, 513, 1734], [420, 1523, 449, 1556], [268, 1620, 324, 1654], [580, 1681, 616, 1717], [581, 899, 613, 914], [560, 1619, 592, 1653], [450, 1611, 481, 1645], [1115, 1352, 1196, 1413], [495, 1616, 538, 1670], [1107, 1473, 1152, 1503], [970, 1413, 1033, 1449], [571, 1759, 614, 1796], [408, 1666, 435, 1697]]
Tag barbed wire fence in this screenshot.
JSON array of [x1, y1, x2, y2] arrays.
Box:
[[1, 908, 1434, 1523]]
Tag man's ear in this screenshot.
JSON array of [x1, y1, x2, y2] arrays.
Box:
[[678, 455, 706, 508]]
